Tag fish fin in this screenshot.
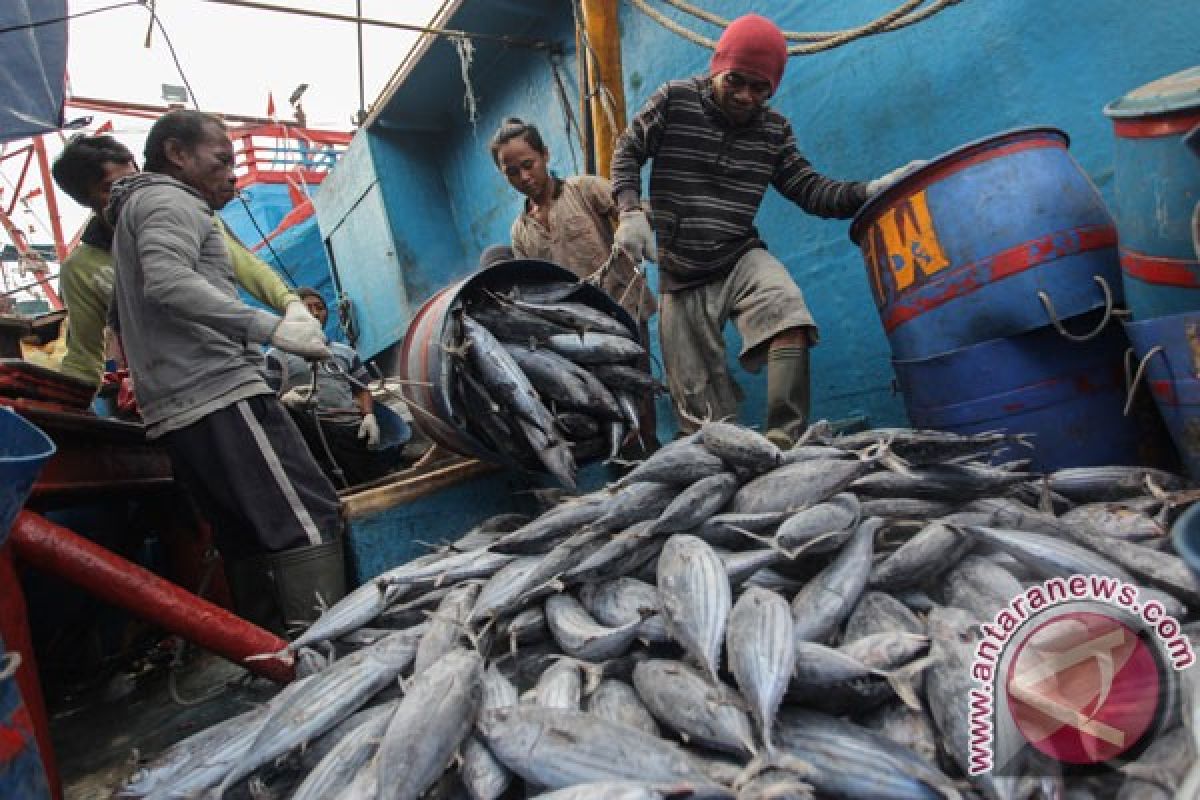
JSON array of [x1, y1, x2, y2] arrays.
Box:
[[244, 647, 294, 666], [887, 656, 934, 711]]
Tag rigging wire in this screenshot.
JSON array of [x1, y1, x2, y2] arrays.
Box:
[[235, 192, 300, 290], [0, 1, 146, 35]]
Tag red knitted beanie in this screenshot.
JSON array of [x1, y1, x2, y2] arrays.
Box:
[[710, 14, 788, 94]]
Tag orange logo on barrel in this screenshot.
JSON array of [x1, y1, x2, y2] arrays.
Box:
[[861, 190, 951, 305]]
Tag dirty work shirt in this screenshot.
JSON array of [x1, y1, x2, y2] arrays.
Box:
[[610, 75, 868, 292], [59, 213, 296, 388], [265, 342, 369, 412], [510, 175, 657, 321], [660, 248, 815, 431]]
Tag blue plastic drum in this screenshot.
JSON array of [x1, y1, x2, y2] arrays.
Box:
[[1105, 66, 1200, 319], [1123, 310, 1200, 479], [851, 127, 1121, 361]]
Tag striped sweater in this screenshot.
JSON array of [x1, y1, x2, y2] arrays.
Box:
[[611, 76, 868, 291]]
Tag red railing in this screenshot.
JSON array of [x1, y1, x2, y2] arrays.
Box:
[[230, 124, 352, 189]]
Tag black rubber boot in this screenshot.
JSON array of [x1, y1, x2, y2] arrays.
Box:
[[224, 554, 285, 635], [765, 345, 811, 450], [263, 538, 348, 632]]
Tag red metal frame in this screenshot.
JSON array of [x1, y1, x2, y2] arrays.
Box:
[[0, 140, 63, 310], [229, 123, 351, 189]]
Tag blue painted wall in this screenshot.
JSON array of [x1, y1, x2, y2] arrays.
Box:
[[316, 0, 1200, 434]]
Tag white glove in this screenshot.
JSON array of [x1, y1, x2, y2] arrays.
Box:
[[270, 301, 331, 360], [866, 160, 929, 197], [281, 385, 316, 409], [358, 412, 381, 448], [614, 209, 658, 263]]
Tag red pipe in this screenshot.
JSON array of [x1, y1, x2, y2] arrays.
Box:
[[0, 544, 60, 800], [9, 511, 295, 685]]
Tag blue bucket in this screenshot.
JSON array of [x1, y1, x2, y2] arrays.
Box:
[[1105, 67, 1200, 320], [1123, 310, 1200, 479], [892, 316, 1153, 472], [851, 127, 1122, 361], [0, 408, 55, 545]]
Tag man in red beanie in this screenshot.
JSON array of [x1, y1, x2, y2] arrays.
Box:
[[610, 13, 920, 447]]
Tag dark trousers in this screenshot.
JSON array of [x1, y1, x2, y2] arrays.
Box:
[[287, 408, 400, 488], [161, 395, 343, 558]]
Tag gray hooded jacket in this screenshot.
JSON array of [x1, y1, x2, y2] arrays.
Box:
[[107, 173, 281, 437]]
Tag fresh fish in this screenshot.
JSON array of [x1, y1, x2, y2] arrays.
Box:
[[591, 364, 666, 395], [492, 494, 609, 554], [790, 518, 877, 643], [700, 420, 782, 473], [506, 344, 623, 420], [506, 297, 634, 339], [772, 493, 860, 554], [414, 581, 480, 676], [838, 631, 929, 671], [850, 463, 1032, 501], [471, 531, 606, 625], [289, 700, 397, 800], [468, 303, 572, 342], [730, 458, 876, 515], [558, 412, 602, 440], [774, 708, 961, 800], [962, 526, 1135, 583], [1060, 503, 1165, 542], [374, 649, 483, 800], [868, 513, 988, 591], [579, 577, 669, 643], [691, 512, 786, 548], [657, 535, 732, 682], [587, 679, 660, 736], [478, 707, 718, 788], [1046, 465, 1187, 502], [726, 587, 794, 749], [835, 428, 1019, 464], [592, 482, 680, 533], [632, 660, 757, 758], [734, 768, 815, 800], [859, 497, 957, 520], [616, 444, 727, 488], [860, 702, 941, 767], [780, 444, 853, 464], [527, 783, 734, 799], [649, 473, 740, 535], [216, 633, 416, 795], [1055, 522, 1200, 605], [544, 593, 641, 661], [498, 606, 549, 651], [941, 555, 1023, 623], [535, 658, 584, 710], [545, 332, 646, 363], [789, 641, 908, 713], [462, 664, 520, 800], [564, 520, 663, 585], [718, 548, 787, 588]]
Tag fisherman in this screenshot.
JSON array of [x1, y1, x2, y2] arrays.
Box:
[[491, 117, 660, 451], [50, 134, 301, 389], [105, 110, 346, 633], [609, 14, 922, 449], [266, 286, 403, 487]]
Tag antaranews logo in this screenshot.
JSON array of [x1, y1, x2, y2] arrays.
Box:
[[967, 574, 1194, 776]]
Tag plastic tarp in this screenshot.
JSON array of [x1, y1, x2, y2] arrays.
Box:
[[0, 1, 67, 144]]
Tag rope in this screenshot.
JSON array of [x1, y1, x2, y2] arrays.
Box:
[[628, 0, 964, 55]]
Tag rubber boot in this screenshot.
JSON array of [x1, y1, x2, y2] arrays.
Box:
[[764, 345, 810, 450], [264, 538, 348, 632], [224, 553, 285, 635]]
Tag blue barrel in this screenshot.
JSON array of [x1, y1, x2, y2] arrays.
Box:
[[892, 316, 1151, 472], [850, 127, 1121, 361], [0, 408, 54, 799], [1123, 310, 1200, 479], [1104, 66, 1200, 319]]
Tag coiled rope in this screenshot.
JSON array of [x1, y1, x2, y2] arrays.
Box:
[[628, 0, 965, 55]]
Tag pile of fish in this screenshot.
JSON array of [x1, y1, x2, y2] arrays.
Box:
[[449, 279, 658, 490], [117, 422, 1200, 799]]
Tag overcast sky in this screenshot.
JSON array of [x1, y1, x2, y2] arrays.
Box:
[[2, 0, 443, 298]]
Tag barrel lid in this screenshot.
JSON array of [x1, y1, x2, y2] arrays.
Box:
[[1104, 66, 1200, 119], [849, 126, 1069, 245]]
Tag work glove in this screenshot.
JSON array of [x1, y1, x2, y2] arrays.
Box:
[[866, 160, 929, 197], [281, 385, 317, 410], [270, 301, 331, 360], [614, 209, 658, 263], [358, 412, 381, 448]]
